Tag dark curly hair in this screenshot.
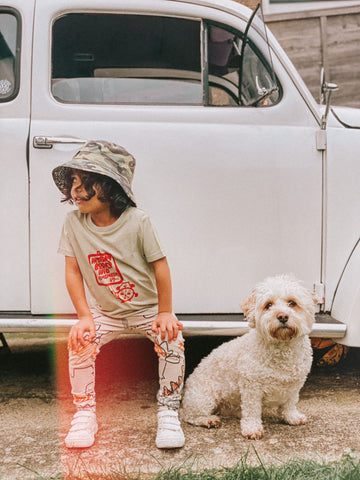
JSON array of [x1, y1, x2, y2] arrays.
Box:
[[61, 168, 136, 217]]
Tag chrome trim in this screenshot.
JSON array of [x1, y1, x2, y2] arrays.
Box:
[[200, 19, 209, 106], [0, 314, 346, 338], [33, 136, 87, 149]]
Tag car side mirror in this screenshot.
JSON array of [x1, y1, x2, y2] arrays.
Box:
[[320, 67, 339, 129]]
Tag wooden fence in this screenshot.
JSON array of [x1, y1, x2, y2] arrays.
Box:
[[232, 1, 360, 106], [264, 6, 360, 107]]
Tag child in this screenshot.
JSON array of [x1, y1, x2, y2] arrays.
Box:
[[52, 140, 185, 450]]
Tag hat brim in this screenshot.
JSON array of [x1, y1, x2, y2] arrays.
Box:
[[52, 159, 136, 205]]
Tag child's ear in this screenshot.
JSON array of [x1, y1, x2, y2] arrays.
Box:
[[240, 290, 256, 328]]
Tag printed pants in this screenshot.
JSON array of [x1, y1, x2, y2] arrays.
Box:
[[68, 310, 185, 412]]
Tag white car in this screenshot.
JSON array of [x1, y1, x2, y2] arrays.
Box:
[[1, 0, 359, 346]]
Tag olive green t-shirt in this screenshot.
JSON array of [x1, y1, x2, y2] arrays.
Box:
[[58, 207, 166, 318]]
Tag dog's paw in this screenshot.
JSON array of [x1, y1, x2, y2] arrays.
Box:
[[200, 415, 221, 428], [241, 421, 264, 440], [184, 414, 221, 428], [283, 410, 307, 426], [241, 427, 265, 440]]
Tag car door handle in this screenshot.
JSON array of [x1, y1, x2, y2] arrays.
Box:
[[33, 136, 87, 149]]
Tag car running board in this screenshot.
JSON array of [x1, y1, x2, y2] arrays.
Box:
[[0, 313, 346, 338]]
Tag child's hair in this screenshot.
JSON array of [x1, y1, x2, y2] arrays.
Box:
[[62, 168, 136, 217]]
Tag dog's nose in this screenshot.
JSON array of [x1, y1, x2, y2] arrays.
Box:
[[277, 314, 289, 324]]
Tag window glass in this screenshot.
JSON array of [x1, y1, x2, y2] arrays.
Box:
[[52, 14, 201, 105], [0, 12, 19, 102], [207, 24, 281, 107]]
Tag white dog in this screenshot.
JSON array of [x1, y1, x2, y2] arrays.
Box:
[[181, 275, 318, 439]]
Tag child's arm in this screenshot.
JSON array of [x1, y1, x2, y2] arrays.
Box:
[[65, 256, 96, 351], [151, 257, 183, 342]]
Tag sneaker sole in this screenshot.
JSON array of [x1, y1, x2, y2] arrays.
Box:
[[65, 437, 95, 448], [156, 437, 185, 449], [65, 426, 98, 449]]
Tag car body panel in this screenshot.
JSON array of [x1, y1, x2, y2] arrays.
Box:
[[1, 0, 360, 345]]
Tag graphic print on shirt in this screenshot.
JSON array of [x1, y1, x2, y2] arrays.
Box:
[[88, 251, 138, 303]]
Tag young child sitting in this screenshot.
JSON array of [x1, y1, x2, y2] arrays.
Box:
[[52, 140, 185, 450]]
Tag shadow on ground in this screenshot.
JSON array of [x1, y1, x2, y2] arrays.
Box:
[[0, 334, 359, 479]]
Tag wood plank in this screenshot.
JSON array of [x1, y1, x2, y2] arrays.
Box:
[[267, 12, 360, 107], [320, 16, 329, 80], [231, 1, 360, 107], [267, 17, 323, 102], [264, 5, 360, 23]]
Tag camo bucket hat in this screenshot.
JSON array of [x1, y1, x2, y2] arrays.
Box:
[[52, 140, 136, 204]]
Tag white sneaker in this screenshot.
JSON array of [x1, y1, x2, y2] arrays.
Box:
[[65, 411, 98, 448], [156, 410, 185, 449]]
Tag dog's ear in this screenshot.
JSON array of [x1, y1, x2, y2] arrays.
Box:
[[240, 290, 256, 328]]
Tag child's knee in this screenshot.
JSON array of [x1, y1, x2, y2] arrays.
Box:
[[69, 341, 99, 367], [153, 331, 185, 360], [159, 330, 184, 346], [175, 332, 185, 354]]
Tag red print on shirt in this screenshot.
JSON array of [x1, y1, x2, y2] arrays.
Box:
[[88, 251, 138, 303]]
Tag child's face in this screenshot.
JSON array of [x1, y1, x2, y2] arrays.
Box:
[[71, 171, 111, 218]]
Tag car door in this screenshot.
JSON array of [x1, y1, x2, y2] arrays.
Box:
[[29, 0, 323, 315], [0, 2, 33, 310]]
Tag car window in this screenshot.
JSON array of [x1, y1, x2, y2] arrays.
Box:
[[51, 13, 281, 107], [52, 14, 202, 105], [0, 9, 20, 102], [207, 23, 281, 107]]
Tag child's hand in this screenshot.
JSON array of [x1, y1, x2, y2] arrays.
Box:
[[68, 317, 96, 352], [151, 312, 183, 342]]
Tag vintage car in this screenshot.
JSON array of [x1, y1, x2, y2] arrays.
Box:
[[1, 0, 360, 346]]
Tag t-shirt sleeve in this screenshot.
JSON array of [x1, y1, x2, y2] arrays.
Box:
[[141, 214, 166, 263], [57, 215, 76, 257]]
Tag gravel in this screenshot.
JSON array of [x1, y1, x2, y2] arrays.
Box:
[[0, 334, 359, 479]]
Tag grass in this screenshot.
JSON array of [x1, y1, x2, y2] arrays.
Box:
[[152, 452, 360, 480], [14, 450, 360, 480]]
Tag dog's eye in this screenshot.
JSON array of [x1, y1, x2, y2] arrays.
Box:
[[288, 300, 297, 307], [264, 302, 272, 310]]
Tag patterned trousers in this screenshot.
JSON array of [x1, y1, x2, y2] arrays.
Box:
[[68, 310, 185, 412]]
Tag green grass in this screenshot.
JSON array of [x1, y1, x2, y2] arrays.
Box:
[[152, 452, 360, 480], [15, 450, 360, 480]]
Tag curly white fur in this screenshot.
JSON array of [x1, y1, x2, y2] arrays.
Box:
[[181, 275, 318, 439]]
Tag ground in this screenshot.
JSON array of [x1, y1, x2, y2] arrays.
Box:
[[0, 334, 359, 479]]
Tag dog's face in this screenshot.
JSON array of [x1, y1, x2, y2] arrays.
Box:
[[241, 275, 318, 341]]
